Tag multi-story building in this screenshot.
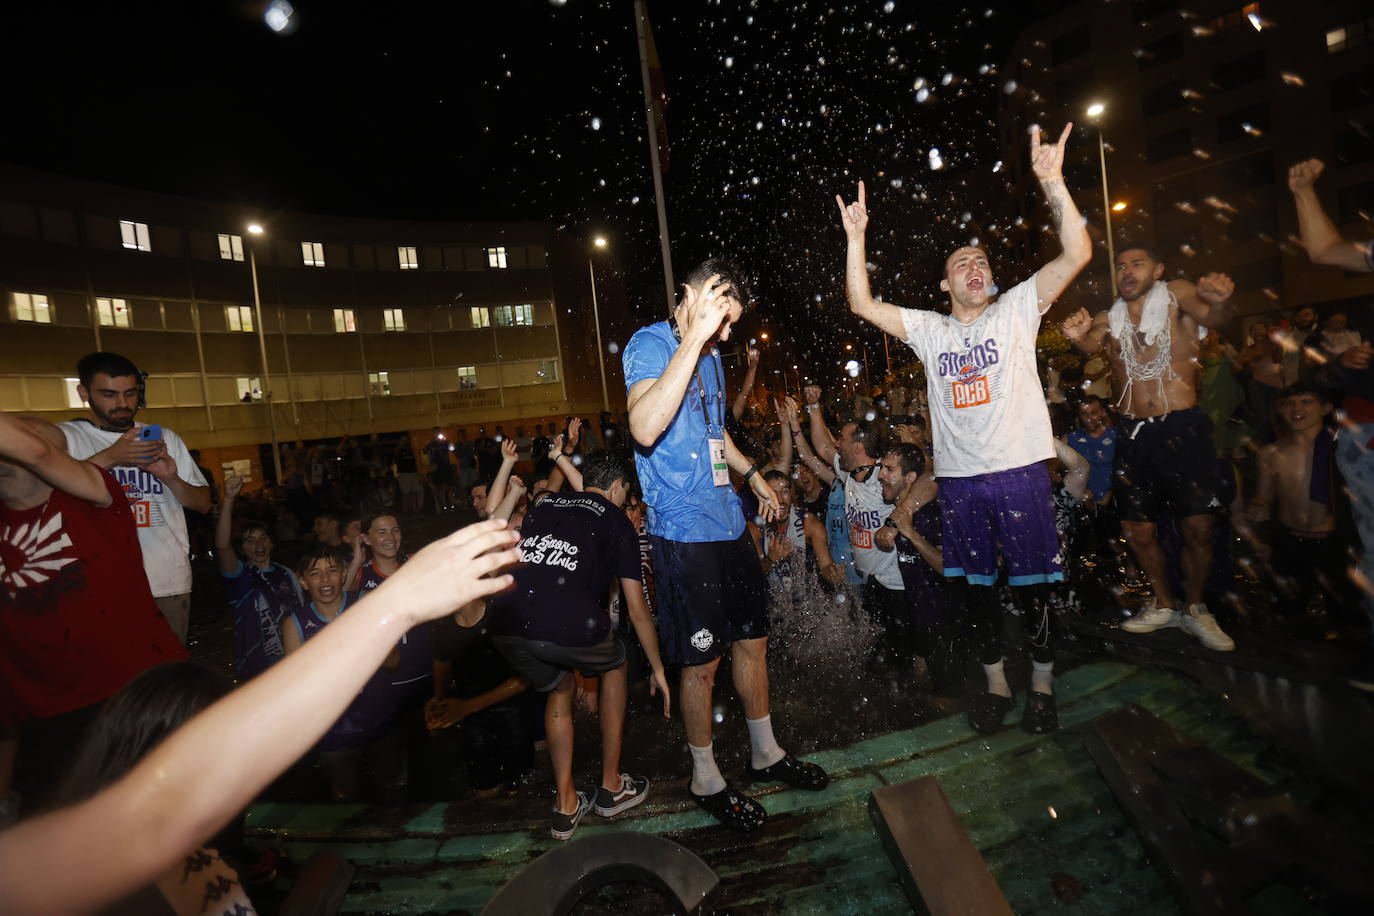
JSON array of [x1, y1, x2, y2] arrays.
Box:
[[0, 163, 630, 481], [996, 0, 1374, 325]]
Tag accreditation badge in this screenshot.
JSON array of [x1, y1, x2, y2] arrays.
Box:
[[709, 438, 729, 487]]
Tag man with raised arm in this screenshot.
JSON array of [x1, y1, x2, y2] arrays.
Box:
[[623, 258, 827, 833], [1060, 245, 1238, 652], [837, 123, 1091, 735]]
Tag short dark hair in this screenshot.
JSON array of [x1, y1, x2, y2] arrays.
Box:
[[314, 511, 342, 528], [361, 513, 399, 536], [1115, 241, 1162, 263], [469, 480, 489, 496], [76, 351, 140, 389], [847, 418, 886, 460], [296, 545, 345, 579], [1280, 382, 1330, 403], [884, 442, 926, 477], [762, 469, 790, 485], [581, 449, 637, 492], [942, 245, 990, 278], [237, 519, 271, 553], [684, 257, 752, 309], [1079, 394, 1108, 411]]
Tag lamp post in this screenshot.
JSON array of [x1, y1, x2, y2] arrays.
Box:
[[1086, 102, 1118, 298], [246, 224, 283, 484], [589, 236, 611, 413]]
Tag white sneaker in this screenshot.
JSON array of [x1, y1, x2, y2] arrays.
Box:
[[1120, 604, 1179, 634], [1180, 604, 1235, 652]]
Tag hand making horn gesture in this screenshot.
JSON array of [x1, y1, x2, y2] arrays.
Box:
[[1029, 122, 1073, 183], [835, 179, 868, 240]]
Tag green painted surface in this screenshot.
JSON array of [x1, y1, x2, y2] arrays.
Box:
[[247, 661, 1281, 914]]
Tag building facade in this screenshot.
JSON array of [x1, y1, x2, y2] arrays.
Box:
[[996, 0, 1374, 324], [0, 164, 630, 480]]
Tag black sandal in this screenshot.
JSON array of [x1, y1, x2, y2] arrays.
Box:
[[690, 781, 767, 832], [745, 754, 830, 791], [968, 692, 1014, 735], [1020, 691, 1058, 735]]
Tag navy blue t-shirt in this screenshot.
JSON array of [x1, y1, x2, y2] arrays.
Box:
[[1066, 427, 1118, 501], [487, 491, 641, 647], [221, 560, 302, 681]]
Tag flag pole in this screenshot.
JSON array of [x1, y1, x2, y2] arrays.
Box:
[[633, 0, 676, 314]]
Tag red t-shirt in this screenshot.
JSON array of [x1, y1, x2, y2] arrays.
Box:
[[0, 469, 187, 722]]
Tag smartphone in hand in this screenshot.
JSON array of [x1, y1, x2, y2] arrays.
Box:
[[138, 424, 162, 442]]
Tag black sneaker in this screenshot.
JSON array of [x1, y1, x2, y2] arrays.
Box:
[[1020, 691, 1058, 735], [968, 692, 1014, 735], [744, 754, 830, 791], [550, 788, 594, 841], [594, 773, 650, 817]]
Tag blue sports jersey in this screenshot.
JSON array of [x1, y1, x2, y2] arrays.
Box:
[[355, 557, 432, 702], [1067, 427, 1118, 501], [826, 476, 863, 585], [222, 561, 302, 681], [292, 593, 400, 749], [622, 321, 745, 543]]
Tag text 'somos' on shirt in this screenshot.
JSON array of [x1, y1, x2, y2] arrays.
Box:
[[899, 275, 1054, 478], [623, 321, 745, 543], [58, 420, 208, 597], [487, 491, 641, 647]]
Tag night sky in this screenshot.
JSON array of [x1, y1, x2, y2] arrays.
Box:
[[4, 0, 1033, 376]]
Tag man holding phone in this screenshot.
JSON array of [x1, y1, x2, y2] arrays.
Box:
[[59, 352, 211, 645]]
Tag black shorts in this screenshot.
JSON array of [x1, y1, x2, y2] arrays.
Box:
[[491, 633, 626, 693], [1114, 407, 1221, 522], [650, 531, 769, 667]]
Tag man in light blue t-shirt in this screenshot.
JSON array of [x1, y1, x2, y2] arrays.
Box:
[[623, 258, 829, 833]]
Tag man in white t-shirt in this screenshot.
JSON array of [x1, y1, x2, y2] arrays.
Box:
[[59, 352, 211, 644], [836, 123, 1092, 735]]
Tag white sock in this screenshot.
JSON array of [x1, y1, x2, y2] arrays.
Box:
[[689, 742, 726, 796], [983, 660, 1011, 698], [1031, 659, 1054, 695], [746, 715, 786, 770]]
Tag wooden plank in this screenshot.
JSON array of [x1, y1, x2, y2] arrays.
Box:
[[1086, 706, 1263, 916], [279, 853, 354, 916], [869, 776, 1013, 916]]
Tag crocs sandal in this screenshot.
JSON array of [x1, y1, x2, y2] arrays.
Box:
[[745, 754, 830, 791], [968, 692, 1014, 735], [1020, 691, 1058, 735], [691, 782, 767, 832]]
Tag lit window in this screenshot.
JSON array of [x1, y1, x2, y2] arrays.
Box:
[[494, 305, 533, 327], [486, 246, 508, 268], [302, 241, 326, 267], [218, 233, 245, 261], [398, 246, 418, 269], [457, 366, 478, 389], [236, 377, 262, 401], [333, 308, 356, 333], [470, 307, 490, 329], [383, 308, 406, 331], [120, 220, 151, 252], [538, 359, 559, 381], [64, 378, 85, 409], [12, 292, 52, 323], [96, 297, 131, 328], [225, 305, 254, 332], [368, 371, 391, 396], [1327, 28, 1347, 51]]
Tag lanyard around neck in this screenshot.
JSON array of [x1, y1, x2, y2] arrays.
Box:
[[668, 317, 725, 435]]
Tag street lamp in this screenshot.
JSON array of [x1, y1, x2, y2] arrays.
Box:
[[588, 236, 610, 413], [1086, 102, 1118, 297], [245, 224, 283, 484]]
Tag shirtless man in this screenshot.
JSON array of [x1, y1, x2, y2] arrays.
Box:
[[838, 123, 1091, 735], [1062, 245, 1237, 651], [1248, 385, 1357, 626]]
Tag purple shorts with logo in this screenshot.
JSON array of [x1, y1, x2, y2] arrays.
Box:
[[938, 462, 1063, 587]]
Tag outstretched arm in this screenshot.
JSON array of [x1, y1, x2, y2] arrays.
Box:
[[1031, 124, 1093, 309], [215, 476, 245, 575], [0, 520, 521, 916], [768, 397, 793, 472], [803, 385, 839, 466], [1171, 273, 1235, 330], [732, 348, 760, 420], [484, 439, 519, 518], [0, 413, 110, 507], [1290, 159, 1374, 273], [836, 181, 911, 339], [785, 397, 836, 484]]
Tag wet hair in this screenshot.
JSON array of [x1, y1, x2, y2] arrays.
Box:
[[1079, 394, 1108, 411], [884, 442, 926, 477], [1115, 241, 1162, 264], [581, 449, 637, 492], [361, 513, 399, 537], [56, 663, 230, 806], [296, 544, 345, 579], [942, 245, 990, 278], [76, 351, 140, 389], [237, 519, 271, 551], [684, 257, 752, 309], [846, 418, 886, 460], [763, 469, 790, 485], [1280, 382, 1331, 404]]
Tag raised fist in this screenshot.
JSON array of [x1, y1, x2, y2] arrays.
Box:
[[1196, 273, 1235, 306], [803, 384, 822, 406], [1061, 308, 1093, 341], [1287, 158, 1324, 194]]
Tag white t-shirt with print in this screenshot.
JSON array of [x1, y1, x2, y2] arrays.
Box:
[[59, 420, 208, 597], [833, 455, 903, 591], [900, 275, 1054, 478]]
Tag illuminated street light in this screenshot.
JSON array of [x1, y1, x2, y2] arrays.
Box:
[[1086, 102, 1118, 296], [593, 236, 608, 248], [588, 237, 610, 412], [760, 332, 770, 340], [247, 223, 264, 235], [1112, 201, 1128, 212]]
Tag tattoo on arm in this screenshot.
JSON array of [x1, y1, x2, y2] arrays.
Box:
[[1043, 179, 1067, 228]]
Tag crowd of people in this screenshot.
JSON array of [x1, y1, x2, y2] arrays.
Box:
[[2, 125, 1373, 913]]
